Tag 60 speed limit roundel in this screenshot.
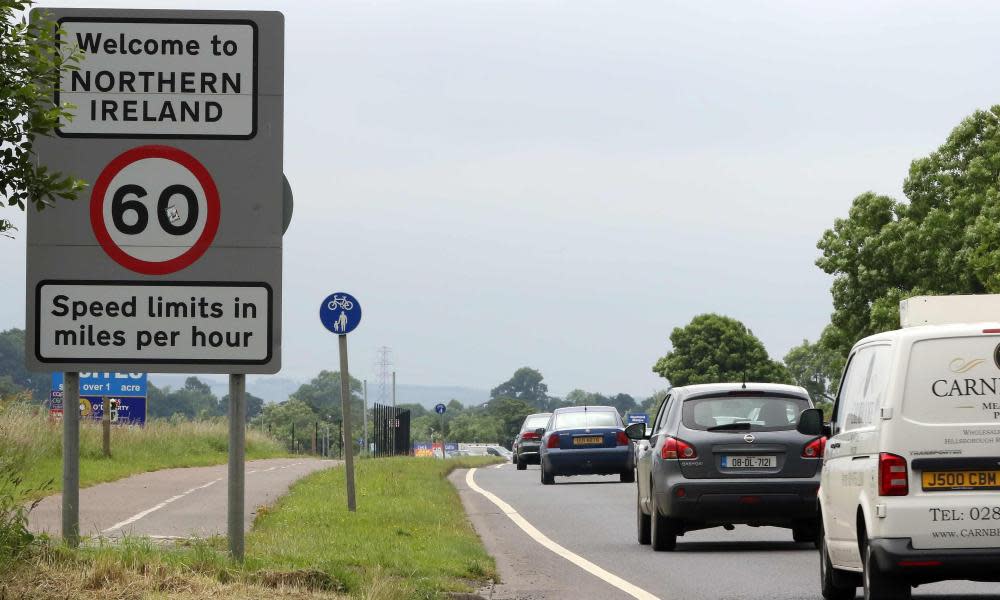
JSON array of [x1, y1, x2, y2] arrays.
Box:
[[90, 145, 220, 275]]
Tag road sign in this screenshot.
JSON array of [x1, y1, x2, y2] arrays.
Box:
[[319, 292, 361, 335], [627, 413, 649, 425], [51, 372, 148, 425], [26, 8, 284, 375], [52, 372, 148, 397], [435, 403, 447, 415]]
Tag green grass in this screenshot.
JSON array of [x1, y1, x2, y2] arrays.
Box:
[[0, 402, 288, 500], [244, 456, 502, 598]]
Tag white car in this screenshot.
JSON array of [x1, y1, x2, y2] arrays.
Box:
[[800, 319, 1000, 600]]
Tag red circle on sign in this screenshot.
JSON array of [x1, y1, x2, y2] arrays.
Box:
[[90, 145, 220, 275]]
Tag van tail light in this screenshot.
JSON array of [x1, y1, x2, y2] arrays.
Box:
[[546, 433, 561, 449], [521, 431, 540, 440], [879, 452, 909, 496], [802, 437, 826, 459], [616, 431, 630, 446], [661, 437, 697, 460]]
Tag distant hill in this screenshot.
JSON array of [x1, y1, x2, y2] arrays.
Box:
[[148, 374, 488, 408]]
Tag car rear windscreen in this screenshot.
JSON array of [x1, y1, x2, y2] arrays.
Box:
[[554, 410, 619, 429], [904, 335, 1000, 425], [522, 415, 551, 431], [683, 395, 809, 431]]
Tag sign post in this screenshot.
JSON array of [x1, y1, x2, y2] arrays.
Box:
[[27, 8, 285, 559], [320, 292, 362, 511], [435, 403, 447, 459], [102, 395, 111, 457]]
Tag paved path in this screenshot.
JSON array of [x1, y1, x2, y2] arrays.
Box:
[[454, 463, 1000, 600], [29, 458, 338, 540]]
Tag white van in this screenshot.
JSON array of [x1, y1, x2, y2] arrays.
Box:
[[799, 318, 1000, 600]]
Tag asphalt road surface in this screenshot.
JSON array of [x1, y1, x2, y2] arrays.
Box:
[[454, 463, 1000, 600], [29, 458, 337, 540]]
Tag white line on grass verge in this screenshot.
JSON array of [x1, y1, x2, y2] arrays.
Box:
[[102, 478, 221, 534], [465, 468, 660, 600]]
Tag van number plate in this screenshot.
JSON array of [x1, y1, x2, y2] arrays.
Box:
[[922, 470, 1000, 491], [721, 455, 776, 468]]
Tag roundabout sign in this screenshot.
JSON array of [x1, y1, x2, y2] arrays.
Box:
[[90, 145, 220, 275]]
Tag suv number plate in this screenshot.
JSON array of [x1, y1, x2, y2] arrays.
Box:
[[721, 455, 776, 468]]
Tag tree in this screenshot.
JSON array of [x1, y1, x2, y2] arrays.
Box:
[[783, 333, 845, 404], [147, 377, 220, 420], [259, 398, 320, 452], [485, 396, 536, 444], [289, 370, 362, 422], [652, 314, 790, 387], [817, 106, 1000, 356], [219, 391, 265, 422], [448, 411, 503, 443], [0, 328, 48, 401], [1, 2, 87, 233], [490, 367, 549, 408], [641, 390, 670, 414]]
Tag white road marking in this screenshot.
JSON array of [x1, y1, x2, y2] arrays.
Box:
[[102, 478, 221, 534], [493, 463, 506, 469], [466, 468, 661, 600]]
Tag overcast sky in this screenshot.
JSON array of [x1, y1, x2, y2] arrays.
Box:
[[9, 1, 1000, 399]]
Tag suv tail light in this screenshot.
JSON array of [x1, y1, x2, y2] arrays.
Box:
[[616, 431, 629, 446], [661, 436, 697, 460], [802, 437, 826, 459], [521, 431, 540, 440], [546, 433, 561, 449], [879, 452, 909, 496]]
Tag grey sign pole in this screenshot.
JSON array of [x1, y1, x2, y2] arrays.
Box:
[[391, 371, 396, 455], [102, 395, 111, 458], [338, 335, 357, 511], [228, 373, 246, 559], [363, 380, 368, 456], [62, 372, 80, 547]]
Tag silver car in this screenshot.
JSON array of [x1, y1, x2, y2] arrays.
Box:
[[628, 383, 823, 551]]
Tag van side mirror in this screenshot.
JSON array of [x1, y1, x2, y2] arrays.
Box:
[[624, 422, 648, 440], [534, 428, 546, 437], [797, 408, 827, 436]]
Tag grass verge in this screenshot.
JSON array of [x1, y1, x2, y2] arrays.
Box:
[[1, 456, 502, 599], [0, 401, 288, 500]]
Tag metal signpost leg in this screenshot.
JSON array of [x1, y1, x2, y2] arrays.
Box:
[[441, 413, 446, 459], [102, 395, 111, 458], [391, 371, 396, 455], [363, 380, 368, 456], [62, 372, 80, 547], [228, 374, 246, 560], [338, 335, 357, 511]]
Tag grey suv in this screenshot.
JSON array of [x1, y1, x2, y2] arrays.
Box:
[[627, 383, 823, 551]]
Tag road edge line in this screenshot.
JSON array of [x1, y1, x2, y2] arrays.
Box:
[[465, 468, 661, 600]]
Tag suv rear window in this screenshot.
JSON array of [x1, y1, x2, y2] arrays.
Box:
[[554, 410, 619, 429], [522, 415, 551, 431], [904, 335, 1000, 425], [683, 395, 809, 431]]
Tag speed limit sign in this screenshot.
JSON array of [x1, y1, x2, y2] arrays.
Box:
[[90, 145, 221, 275]]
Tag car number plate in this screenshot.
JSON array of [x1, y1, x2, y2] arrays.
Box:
[[573, 436, 603, 446], [922, 470, 1000, 491], [721, 455, 776, 468]]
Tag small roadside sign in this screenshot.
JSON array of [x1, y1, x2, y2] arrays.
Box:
[[319, 292, 361, 335], [627, 413, 649, 425], [435, 403, 446, 415], [51, 372, 148, 425]]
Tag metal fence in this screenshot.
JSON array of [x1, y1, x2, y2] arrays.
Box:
[[372, 402, 410, 457]]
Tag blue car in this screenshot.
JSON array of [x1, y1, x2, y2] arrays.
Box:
[[538, 406, 635, 485]]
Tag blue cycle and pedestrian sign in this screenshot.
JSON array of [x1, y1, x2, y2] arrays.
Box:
[[435, 403, 447, 415], [319, 292, 362, 335]]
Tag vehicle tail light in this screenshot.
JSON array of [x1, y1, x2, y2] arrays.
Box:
[[521, 431, 539, 440], [802, 437, 826, 458], [879, 452, 909, 496], [661, 437, 697, 460], [616, 431, 629, 446], [546, 433, 560, 449]]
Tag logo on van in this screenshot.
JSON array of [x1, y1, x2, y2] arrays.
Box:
[[950, 358, 986, 374], [743, 434, 755, 443], [994, 343, 1000, 370]]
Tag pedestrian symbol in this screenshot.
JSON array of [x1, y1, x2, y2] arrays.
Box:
[[319, 292, 362, 335]]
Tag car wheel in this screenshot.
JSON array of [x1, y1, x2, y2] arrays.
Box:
[[636, 488, 651, 545], [650, 508, 677, 551], [620, 469, 635, 483], [540, 463, 555, 485], [516, 458, 527, 471], [862, 536, 911, 600], [792, 519, 819, 545], [820, 524, 856, 600]]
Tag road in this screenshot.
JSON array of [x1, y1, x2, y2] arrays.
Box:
[[454, 463, 1000, 600], [29, 458, 337, 540]]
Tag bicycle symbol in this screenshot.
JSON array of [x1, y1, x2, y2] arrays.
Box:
[[327, 295, 354, 311]]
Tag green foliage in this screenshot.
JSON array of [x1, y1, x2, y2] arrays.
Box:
[[0, 328, 51, 402], [288, 370, 362, 422], [259, 398, 320, 452], [0, 469, 37, 571], [490, 367, 549, 408], [564, 389, 637, 414], [447, 411, 503, 443], [783, 332, 845, 402], [652, 313, 791, 387], [1, 1, 87, 232], [816, 106, 1000, 355], [146, 377, 222, 420], [485, 396, 535, 444]]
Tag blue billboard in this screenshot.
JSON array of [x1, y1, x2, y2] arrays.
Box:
[[51, 372, 147, 425]]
